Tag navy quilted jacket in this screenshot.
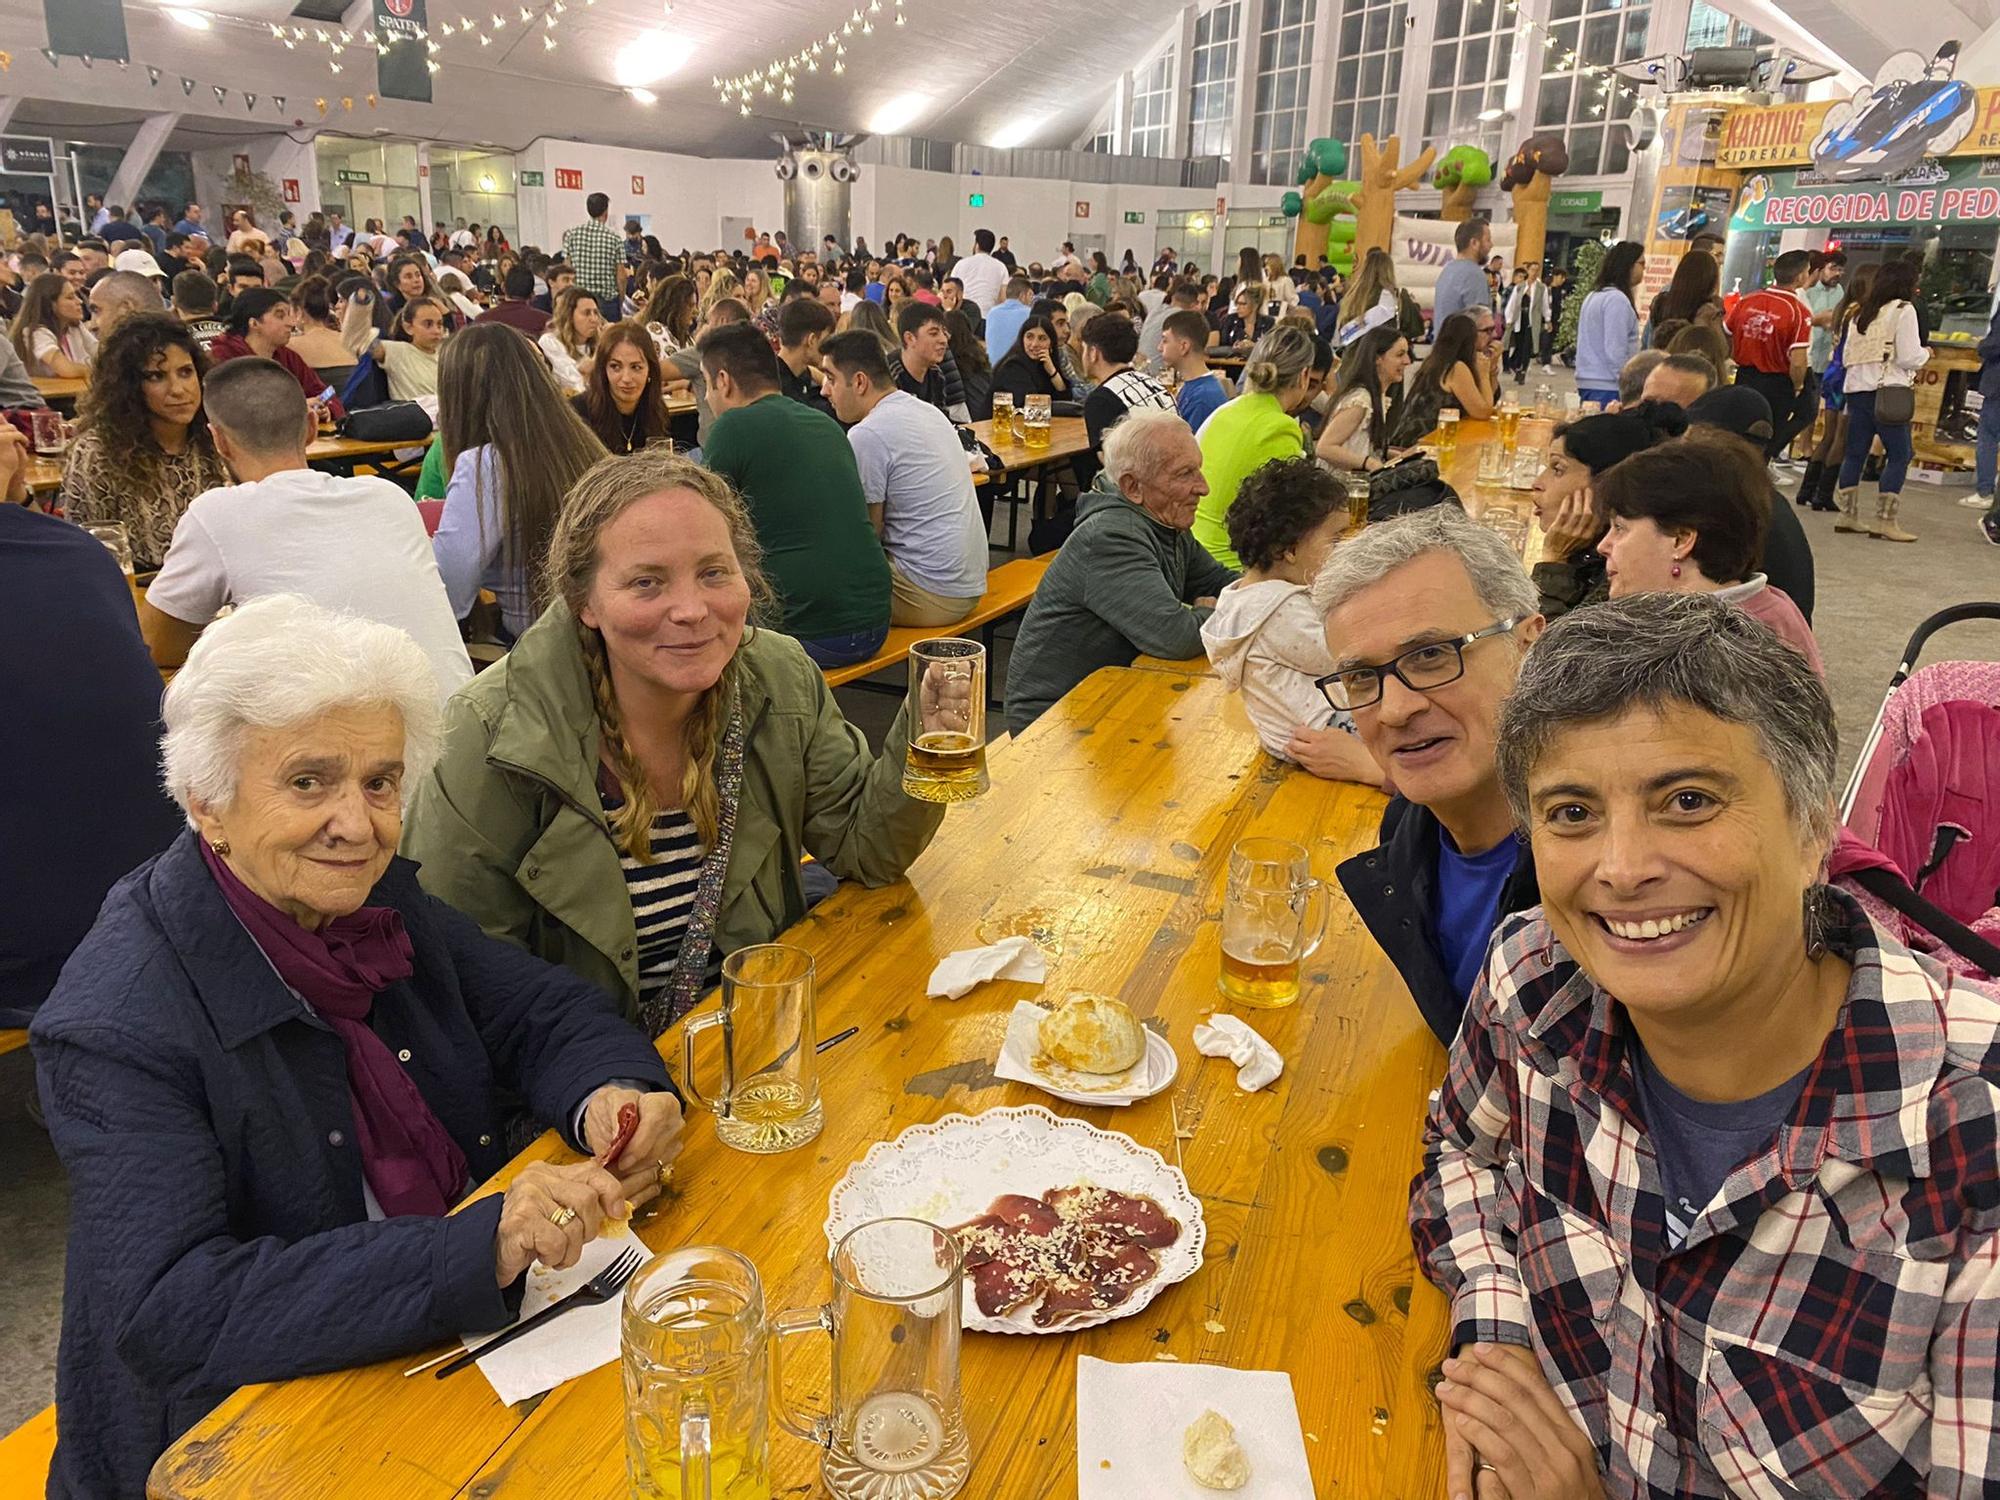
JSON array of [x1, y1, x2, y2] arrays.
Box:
[[30, 831, 674, 1498]]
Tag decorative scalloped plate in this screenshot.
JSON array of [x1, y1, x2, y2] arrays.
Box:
[[824, 1105, 1206, 1335]]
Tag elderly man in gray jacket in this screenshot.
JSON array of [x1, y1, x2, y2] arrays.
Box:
[[1003, 408, 1237, 735]]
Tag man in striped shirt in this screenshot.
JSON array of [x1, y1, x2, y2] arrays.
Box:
[[1078, 310, 1175, 488]]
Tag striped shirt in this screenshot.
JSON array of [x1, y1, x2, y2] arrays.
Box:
[[609, 801, 706, 1004]]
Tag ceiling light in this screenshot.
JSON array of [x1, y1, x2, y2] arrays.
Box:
[[162, 4, 212, 29], [1476, 106, 1510, 122], [477, 172, 499, 190], [614, 28, 693, 87], [868, 92, 929, 135], [627, 85, 658, 104], [988, 118, 1039, 150]]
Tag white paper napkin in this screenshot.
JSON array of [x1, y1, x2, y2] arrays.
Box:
[[926, 935, 1048, 1000], [1192, 1014, 1283, 1092], [1076, 1356, 1315, 1498], [462, 1228, 642, 1406], [994, 1000, 1170, 1105]]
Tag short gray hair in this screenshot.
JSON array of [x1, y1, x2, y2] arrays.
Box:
[[1618, 349, 1667, 405], [161, 594, 443, 821], [1101, 406, 1192, 491], [1496, 591, 1837, 842], [1310, 506, 1538, 626], [92, 270, 165, 319]]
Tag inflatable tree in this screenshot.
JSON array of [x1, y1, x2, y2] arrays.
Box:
[[1289, 138, 1354, 268], [1501, 133, 1571, 271], [1432, 146, 1493, 223], [1355, 133, 1437, 258]]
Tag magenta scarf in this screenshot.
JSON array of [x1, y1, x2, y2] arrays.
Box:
[[200, 840, 468, 1217]]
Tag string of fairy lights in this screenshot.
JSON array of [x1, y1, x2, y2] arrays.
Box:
[[1502, 0, 1646, 117], [714, 0, 906, 114]]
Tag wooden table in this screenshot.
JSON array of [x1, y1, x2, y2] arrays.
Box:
[[970, 415, 1091, 551], [304, 431, 436, 481], [150, 665, 1451, 1500], [31, 375, 84, 408]]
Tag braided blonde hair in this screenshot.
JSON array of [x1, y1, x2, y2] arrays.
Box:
[[544, 450, 773, 860]]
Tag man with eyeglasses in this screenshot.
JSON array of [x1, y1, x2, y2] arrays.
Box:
[[1312, 509, 1544, 1044]]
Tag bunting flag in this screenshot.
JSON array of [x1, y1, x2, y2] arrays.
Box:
[[245, 92, 258, 111], [39, 47, 57, 68], [314, 97, 328, 113], [340, 96, 353, 110], [273, 95, 285, 112], [212, 85, 227, 106], [146, 64, 160, 85], [181, 75, 195, 94], [78, 54, 93, 69]]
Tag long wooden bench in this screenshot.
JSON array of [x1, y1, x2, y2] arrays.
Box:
[[822, 555, 1052, 690], [0, 1405, 55, 1500]]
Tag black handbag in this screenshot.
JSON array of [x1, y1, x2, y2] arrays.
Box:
[[341, 401, 433, 443], [1874, 384, 1915, 426], [1367, 453, 1461, 522]]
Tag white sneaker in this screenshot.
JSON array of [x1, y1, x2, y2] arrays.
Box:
[[1959, 493, 1993, 509]]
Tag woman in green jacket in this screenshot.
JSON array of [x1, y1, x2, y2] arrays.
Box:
[[403, 449, 946, 1034], [1189, 325, 1319, 570]]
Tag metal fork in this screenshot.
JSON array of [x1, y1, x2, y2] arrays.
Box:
[[427, 1245, 646, 1380]]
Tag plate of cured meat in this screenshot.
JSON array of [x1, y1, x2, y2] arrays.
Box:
[[824, 1106, 1205, 1334]]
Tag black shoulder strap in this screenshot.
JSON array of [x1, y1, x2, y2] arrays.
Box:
[[1846, 866, 2000, 977]]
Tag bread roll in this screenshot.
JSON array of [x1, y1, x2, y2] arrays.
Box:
[[1182, 1409, 1250, 1490], [1037, 992, 1145, 1075]]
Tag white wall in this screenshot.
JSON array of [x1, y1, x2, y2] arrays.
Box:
[[513, 139, 782, 253]]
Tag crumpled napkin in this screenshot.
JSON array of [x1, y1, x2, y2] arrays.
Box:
[[1192, 1013, 1283, 1092], [926, 935, 1048, 1000], [462, 1228, 641, 1405]]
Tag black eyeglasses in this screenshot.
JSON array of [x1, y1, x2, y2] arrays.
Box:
[[1316, 617, 1524, 712]]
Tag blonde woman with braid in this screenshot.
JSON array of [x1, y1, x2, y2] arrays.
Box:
[[402, 449, 946, 1033]]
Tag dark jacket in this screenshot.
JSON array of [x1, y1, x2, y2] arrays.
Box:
[[1531, 547, 1610, 621], [1978, 304, 2000, 400], [31, 832, 673, 1498], [1760, 480, 1816, 624], [1003, 474, 1239, 735], [1336, 797, 1540, 1046]]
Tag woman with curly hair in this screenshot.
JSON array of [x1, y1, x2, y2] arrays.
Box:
[[60, 313, 229, 571], [641, 273, 699, 358], [538, 285, 603, 395]]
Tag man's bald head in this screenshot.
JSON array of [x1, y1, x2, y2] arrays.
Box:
[[1641, 353, 1718, 410]]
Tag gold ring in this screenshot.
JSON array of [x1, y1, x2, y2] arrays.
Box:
[[548, 1205, 577, 1228], [657, 1161, 675, 1186], [1473, 1460, 1497, 1475]]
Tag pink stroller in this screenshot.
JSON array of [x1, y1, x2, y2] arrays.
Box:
[[1832, 604, 2000, 978]]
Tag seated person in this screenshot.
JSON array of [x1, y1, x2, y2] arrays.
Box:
[[88, 268, 167, 341], [1005, 408, 1237, 735], [893, 299, 968, 422], [346, 289, 448, 402], [665, 296, 751, 449], [1314, 324, 1411, 474], [1595, 433, 1824, 675], [820, 329, 988, 628], [32, 594, 683, 1498], [286, 273, 356, 389], [1162, 309, 1230, 432], [776, 295, 838, 419], [138, 357, 473, 699], [1613, 347, 1667, 408], [171, 268, 227, 350], [433, 323, 607, 642], [1200, 458, 1382, 786], [1417, 590, 2000, 1500], [1385, 311, 1494, 446], [1319, 508, 1544, 1043], [1192, 325, 1318, 568], [1079, 310, 1175, 479], [403, 450, 947, 1029], [1639, 349, 1715, 409], [1141, 279, 1205, 368], [1526, 401, 1688, 620], [571, 320, 671, 455], [990, 314, 1071, 406], [0, 425, 183, 1028], [1684, 384, 1817, 623], [207, 286, 345, 417], [59, 313, 231, 572], [536, 284, 601, 395], [475, 262, 551, 335], [699, 323, 892, 668], [1216, 283, 1273, 351], [9, 271, 97, 377]]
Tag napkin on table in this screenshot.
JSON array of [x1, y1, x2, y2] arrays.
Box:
[[1076, 1355, 1315, 1498], [461, 1227, 642, 1406], [1192, 1013, 1283, 1092], [926, 935, 1048, 1000]]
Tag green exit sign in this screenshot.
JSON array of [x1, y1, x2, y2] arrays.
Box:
[[335, 169, 370, 184], [967, 192, 985, 207], [1124, 211, 1144, 224], [520, 170, 545, 187]]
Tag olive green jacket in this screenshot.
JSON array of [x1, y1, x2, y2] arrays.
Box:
[[402, 601, 944, 1024]]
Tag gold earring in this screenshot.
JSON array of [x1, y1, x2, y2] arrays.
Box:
[[209, 838, 230, 856]]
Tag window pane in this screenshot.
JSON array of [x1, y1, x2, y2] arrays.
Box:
[[1551, 19, 1578, 53], [1426, 92, 1453, 136], [1582, 15, 1617, 65], [1536, 77, 1571, 124], [1337, 57, 1359, 93], [1430, 44, 1457, 85], [1362, 52, 1385, 94], [1435, 0, 1463, 33], [1570, 125, 1602, 173], [1365, 6, 1389, 48], [1603, 129, 1630, 175], [1279, 29, 1301, 67], [1622, 19, 1648, 57], [1551, 0, 1582, 15], [1466, 0, 1495, 32], [1459, 37, 1488, 82], [1341, 9, 1364, 48]]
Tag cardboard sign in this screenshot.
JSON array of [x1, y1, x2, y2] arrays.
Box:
[[555, 167, 584, 191]]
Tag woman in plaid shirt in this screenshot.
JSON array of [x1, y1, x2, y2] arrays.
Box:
[[1413, 591, 2000, 1500]]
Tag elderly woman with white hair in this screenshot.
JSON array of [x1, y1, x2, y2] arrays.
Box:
[[30, 595, 684, 1500], [1413, 592, 2000, 1500]]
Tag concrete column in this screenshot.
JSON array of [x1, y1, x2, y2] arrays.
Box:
[[1394, 0, 1437, 149], [1227, 0, 1267, 196], [1170, 4, 1200, 159], [104, 112, 182, 215], [1304, 0, 1340, 155]]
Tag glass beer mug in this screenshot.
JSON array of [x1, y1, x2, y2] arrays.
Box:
[[902, 639, 989, 803], [771, 1219, 971, 1500], [1218, 837, 1333, 1008], [681, 945, 825, 1154], [623, 1246, 773, 1500], [990, 391, 1014, 444], [1433, 408, 1459, 464], [1022, 393, 1051, 450]]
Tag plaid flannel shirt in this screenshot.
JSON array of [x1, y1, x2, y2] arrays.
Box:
[[561, 219, 625, 300], [1410, 894, 2000, 1498]]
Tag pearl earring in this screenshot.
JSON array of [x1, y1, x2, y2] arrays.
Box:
[[1670, 563, 1681, 578]]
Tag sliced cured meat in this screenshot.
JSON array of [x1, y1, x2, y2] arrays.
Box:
[[953, 1185, 1178, 1325], [966, 1234, 1046, 1317], [987, 1194, 1062, 1235], [1046, 1185, 1181, 1247]]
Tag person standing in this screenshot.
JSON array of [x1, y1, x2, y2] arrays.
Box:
[[1431, 219, 1494, 328], [1500, 265, 1548, 385], [951, 229, 1008, 318], [1833, 257, 1928, 543], [1797, 250, 1846, 498], [561, 191, 625, 325], [1573, 241, 1645, 408], [1724, 248, 1814, 461]]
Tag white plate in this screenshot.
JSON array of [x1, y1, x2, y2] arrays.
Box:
[[997, 1004, 1180, 1106], [825, 1106, 1206, 1335]]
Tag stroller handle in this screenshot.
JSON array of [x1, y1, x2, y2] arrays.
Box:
[[1889, 603, 2000, 690]]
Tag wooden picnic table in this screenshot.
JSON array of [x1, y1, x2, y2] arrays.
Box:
[[31, 375, 85, 408], [970, 413, 1092, 478], [149, 663, 1451, 1500]]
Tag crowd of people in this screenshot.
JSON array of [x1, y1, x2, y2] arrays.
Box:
[[4, 188, 1997, 1500]]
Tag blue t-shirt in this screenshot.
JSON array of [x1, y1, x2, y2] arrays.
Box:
[[1176, 373, 1229, 434], [1632, 1042, 1811, 1248], [1432, 257, 1492, 327], [1434, 829, 1523, 1003]]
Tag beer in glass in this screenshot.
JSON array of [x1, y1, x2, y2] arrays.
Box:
[[1023, 393, 1051, 451], [903, 639, 989, 803]]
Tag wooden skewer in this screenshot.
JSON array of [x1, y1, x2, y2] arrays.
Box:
[[1170, 1094, 1186, 1178], [401, 1345, 465, 1378]]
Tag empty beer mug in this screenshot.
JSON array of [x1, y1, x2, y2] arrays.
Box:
[[681, 944, 825, 1154], [903, 639, 988, 804], [772, 1218, 970, 1500], [1218, 837, 1334, 1009]]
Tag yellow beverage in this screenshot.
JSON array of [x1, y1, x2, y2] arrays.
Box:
[[1218, 941, 1302, 1008], [715, 1076, 824, 1153], [628, 1435, 771, 1500], [1023, 416, 1051, 450], [991, 394, 1015, 443], [1434, 424, 1458, 464], [623, 1278, 772, 1500], [903, 731, 990, 803], [1497, 406, 1521, 449]]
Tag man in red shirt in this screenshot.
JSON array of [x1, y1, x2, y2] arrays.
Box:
[[1724, 248, 1813, 460]]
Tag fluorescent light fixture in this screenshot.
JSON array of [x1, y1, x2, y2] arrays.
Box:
[[614, 29, 693, 88], [162, 5, 212, 28], [868, 92, 929, 136], [628, 86, 658, 104]]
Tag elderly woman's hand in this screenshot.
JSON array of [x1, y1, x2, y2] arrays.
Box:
[[583, 1085, 685, 1207], [492, 1160, 628, 1286]]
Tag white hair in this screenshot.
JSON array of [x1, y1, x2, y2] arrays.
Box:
[[1101, 406, 1195, 492], [160, 594, 443, 821], [1310, 505, 1538, 624]]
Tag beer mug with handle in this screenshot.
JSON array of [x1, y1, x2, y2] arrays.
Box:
[[682, 944, 825, 1154], [1218, 837, 1336, 1008], [622, 1246, 772, 1500], [771, 1218, 971, 1500], [902, 639, 989, 803]]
